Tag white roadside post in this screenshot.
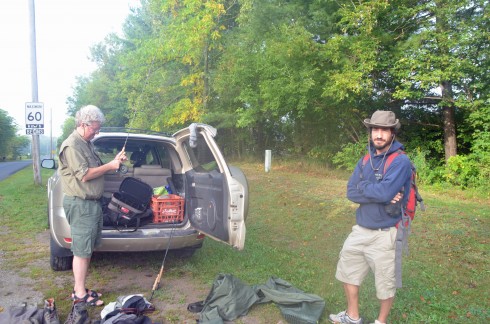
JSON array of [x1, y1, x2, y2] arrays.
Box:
[[265, 150, 272, 173]]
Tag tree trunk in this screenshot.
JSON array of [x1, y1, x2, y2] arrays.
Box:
[[441, 80, 457, 160], [203, 42, 209, 111], [436, 4, 457, 162]]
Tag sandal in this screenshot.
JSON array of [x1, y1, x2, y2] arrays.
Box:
[[73, 291, 104, 307], [71, 288, 102, 300]]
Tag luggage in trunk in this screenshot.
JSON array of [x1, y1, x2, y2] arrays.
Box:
[[107, 177, 153, 231]]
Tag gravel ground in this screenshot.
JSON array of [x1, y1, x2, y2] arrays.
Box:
[[0, 250, 45, 310]]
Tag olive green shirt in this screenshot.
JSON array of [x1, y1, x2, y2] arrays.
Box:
[[59, 130, 104, 199]]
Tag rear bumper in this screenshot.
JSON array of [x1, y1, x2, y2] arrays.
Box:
[[98, 228, 204, 252], [51, 228, 204, 252]]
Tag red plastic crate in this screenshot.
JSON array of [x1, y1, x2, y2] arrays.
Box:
[[151, 194, 185, 223]]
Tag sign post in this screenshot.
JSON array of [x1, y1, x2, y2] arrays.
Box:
[[28, 0, 42, 185], [25, 102, 44, 135]]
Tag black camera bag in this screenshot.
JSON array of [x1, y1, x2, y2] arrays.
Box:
[[108, 177, 153, 231]]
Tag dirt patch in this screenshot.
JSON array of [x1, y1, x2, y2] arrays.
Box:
[[0, 250, 45, 310], [0, 230, 49, 311], [0, 231, 272, 323]]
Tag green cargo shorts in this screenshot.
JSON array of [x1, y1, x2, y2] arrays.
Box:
[[63, 196, 103, 258]]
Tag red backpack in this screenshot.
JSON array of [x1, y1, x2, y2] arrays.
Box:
[[362, 150, 425, 227]]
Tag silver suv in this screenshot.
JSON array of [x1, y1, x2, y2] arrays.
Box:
[[42, 124, 248, 271]]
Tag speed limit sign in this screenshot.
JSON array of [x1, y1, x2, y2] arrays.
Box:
[[25, 102, 44, 130]]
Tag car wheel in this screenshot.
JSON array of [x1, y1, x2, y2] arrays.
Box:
[[50, 235, 73, 271]]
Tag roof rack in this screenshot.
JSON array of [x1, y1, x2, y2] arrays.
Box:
[[100, 127, 173, 137]]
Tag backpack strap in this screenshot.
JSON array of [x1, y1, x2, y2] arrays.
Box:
[[360, 149, 403, 179], [387, 150, 426, 213], [383, 149, 404, 174], [362, 154, 370, 166], [359, 154, 370, 180], [395, 218, 409, 288]]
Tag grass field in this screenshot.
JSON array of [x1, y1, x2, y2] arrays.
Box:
[[0, 162, 488, 323]]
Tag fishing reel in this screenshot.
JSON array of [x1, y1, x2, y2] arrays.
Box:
[[117, 164, 128, 174]]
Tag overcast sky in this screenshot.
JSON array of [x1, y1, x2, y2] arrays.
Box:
[[0, 0, 137, 137]]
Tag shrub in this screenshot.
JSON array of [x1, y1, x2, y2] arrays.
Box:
[[407, 148, 445, 186], [445, 154, 490, 189], [307, 145, 333, 163], [332, 142, 366, 171]]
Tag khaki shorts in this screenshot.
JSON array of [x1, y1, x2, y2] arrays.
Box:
[[335, 225, 397, 300], [63, 196, 103, 258]]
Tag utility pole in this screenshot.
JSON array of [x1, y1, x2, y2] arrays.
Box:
[[50, 107, 53, 159], [28, 0, 42, 185]]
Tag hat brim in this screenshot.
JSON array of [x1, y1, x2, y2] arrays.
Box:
[[363, 119, 401, 130]]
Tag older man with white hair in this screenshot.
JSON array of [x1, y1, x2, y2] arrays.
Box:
[[59, 105, 126, 307]]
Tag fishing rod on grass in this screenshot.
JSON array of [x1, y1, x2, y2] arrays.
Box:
[[149, 222, 177, 302]]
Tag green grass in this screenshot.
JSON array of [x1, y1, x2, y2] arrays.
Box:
[[0, 163, 489, 323], [186, 162, 489, 323]]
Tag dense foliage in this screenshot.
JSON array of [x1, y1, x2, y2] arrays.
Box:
[[66, 0, 489, 189], [0, 109, 30, 160]]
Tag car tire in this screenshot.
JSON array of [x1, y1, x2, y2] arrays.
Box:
[[50, 235, 73, 271]]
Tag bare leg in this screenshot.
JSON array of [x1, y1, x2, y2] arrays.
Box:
[[377, 297, 394, 323], [73, 256, 90, 299], [344, 283, 361, 320]]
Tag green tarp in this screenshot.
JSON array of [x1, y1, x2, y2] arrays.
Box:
[[198, 274, 325, 324]]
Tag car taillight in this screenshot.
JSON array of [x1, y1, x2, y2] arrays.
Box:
[[120, 207, 129, 214], [64, 238, 72, 243], [197, 233, 206, 240]]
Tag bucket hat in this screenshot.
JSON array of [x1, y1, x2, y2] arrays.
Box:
[[363, 110, 400, 130]]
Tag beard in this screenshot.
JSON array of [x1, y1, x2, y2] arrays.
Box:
[[372, 139, 391, 151]]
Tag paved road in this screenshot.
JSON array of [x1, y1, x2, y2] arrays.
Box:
[[0, 160, 33, 181]]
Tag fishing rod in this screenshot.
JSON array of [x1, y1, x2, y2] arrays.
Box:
[[122, 131, 129, 152], [149, 222, 177, 301], [117, 132, 130, 174], [117, 53, 156, 175]]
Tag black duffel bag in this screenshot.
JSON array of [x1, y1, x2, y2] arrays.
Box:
[[107, 177, 153, 231]]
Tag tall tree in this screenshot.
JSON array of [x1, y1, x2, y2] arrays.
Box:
[[56, 117, 76, 148], [65, 0, 488, 168], [213, 0, 350, 156], [66, 34, 130, 128], [389, 0, 488, 160], [116, 0, 236, 131], [0, 109, 17, 158], [8, 136, 30, 159], [320, 0, 489, 161]]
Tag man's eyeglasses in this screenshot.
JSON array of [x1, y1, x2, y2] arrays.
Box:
[[85, 123, 101, 133]]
